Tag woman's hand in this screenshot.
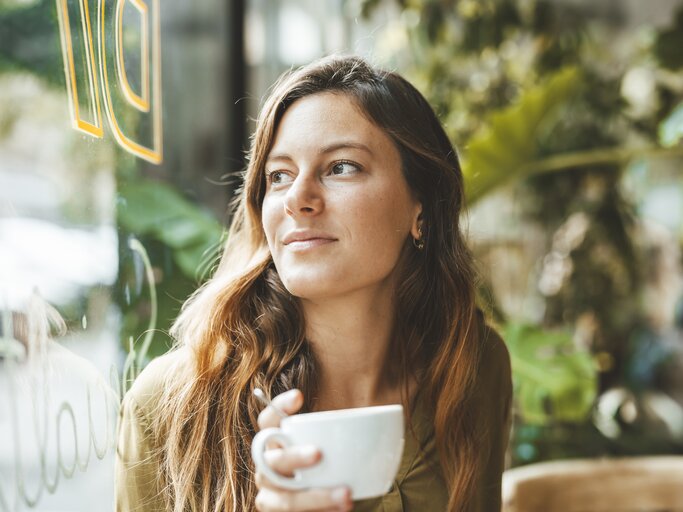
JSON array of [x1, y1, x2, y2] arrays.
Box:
[[254, 389, 353, 512]]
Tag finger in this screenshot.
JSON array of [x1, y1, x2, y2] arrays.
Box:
[[263, 445, 321, 477], [255, 486, 352, 512], [254, 470, 267, 490], [257, 389, 304, 430]]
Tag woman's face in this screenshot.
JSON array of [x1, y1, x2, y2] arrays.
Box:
[[261, 92, 422, 300]]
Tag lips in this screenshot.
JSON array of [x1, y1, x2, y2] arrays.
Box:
[[285, 239, 336, 251], [282, 229, 337, 245]]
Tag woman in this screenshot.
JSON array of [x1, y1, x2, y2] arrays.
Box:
[[115, 55, 512, 512]]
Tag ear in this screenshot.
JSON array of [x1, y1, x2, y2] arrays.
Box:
[[410, 204, 423, 240]]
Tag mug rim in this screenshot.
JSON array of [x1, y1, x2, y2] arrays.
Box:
[[283, 404, 403, 424]]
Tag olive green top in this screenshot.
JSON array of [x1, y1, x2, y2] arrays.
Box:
[[115, 329, 512, 511]]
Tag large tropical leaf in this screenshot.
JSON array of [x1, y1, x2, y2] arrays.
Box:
[[504, 323, 597, 425], [118, 180, 225, 279], [463, 67, 582, 203]]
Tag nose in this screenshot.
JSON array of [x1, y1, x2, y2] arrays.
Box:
[[283, 172, 324, 217]]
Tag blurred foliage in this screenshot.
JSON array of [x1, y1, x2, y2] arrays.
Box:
[[358, 0, 683, 464], [504, 323, 597, 425], [659, 101, 683, 147], [654, 6, 683, 70], [463, 66, 581, 202], [0, 0, 63, 85], [116, 178, 226, 361], [118, 180, 224, 280], [116, 235, 192, 361]]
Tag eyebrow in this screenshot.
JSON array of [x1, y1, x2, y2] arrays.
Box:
[[266, 141, 373, 163]]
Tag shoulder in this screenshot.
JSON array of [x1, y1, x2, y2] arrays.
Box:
[[479, 321, 511, 377], [472, 318, 513, 421], [470, 321, 512, 512], [470, 309, 510, 373], [123, 347, 193, 420]]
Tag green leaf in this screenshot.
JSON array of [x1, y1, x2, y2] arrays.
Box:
[[504, 323, 598, 425], [174, 238, 223, 281], [118, 180, 225, 281], [658, 101, 683, 148], [463, 67, 582, 203], [119, 185, 189, 230]]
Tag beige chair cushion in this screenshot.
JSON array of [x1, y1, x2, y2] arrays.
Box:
[[502, 456, 683, 512]]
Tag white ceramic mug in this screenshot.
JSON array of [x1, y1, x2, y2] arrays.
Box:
[[251, 404, 404, 500]]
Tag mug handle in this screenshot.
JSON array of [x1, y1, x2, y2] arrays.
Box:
[[251, 428, 310, 490]]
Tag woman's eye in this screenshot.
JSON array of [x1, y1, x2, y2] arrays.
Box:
[[266, 170, 289, 184], [330, 161, 359, 175]]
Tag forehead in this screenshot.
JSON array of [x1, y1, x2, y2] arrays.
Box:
[[268, 92, 396, 157]]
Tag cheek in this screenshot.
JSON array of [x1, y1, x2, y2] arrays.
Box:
[[260, 199, 280, 247], [348, 194, 411, 252]]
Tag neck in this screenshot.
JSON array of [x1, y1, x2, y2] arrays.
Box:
[[302, 284, 401, 411]]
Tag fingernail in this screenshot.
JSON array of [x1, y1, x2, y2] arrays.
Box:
[[284, 389, 301, 401], [331, 487, 349, 504]]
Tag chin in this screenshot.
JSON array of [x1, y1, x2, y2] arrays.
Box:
[[281, 280, 332, 300], [279, 272, 343, 300]]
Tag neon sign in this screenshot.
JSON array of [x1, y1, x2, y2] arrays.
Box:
[[55, 0, 163, 164]]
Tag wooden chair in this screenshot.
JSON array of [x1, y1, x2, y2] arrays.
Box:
[[502, 456, 683, 511]]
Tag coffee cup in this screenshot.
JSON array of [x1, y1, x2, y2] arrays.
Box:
[[251, 404, 404, 500]]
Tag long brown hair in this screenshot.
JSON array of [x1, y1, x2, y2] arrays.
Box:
[[152, 55, 485, 512]]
